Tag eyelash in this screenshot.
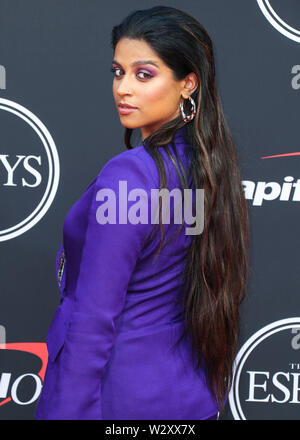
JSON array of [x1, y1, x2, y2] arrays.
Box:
[[110, 67, 153, 80]]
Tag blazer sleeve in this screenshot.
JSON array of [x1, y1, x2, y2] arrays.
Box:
[[43, 152, 156, 420]]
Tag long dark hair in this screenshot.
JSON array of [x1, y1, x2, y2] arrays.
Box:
[[111, 5, 250, 411]]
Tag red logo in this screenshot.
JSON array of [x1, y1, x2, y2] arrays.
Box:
[[0, 343, 48, 407], [261, 152, 300, 159]]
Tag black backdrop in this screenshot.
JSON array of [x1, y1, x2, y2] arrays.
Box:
[[0, 0, 299, 420]]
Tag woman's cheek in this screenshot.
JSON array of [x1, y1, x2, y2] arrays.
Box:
[[142, 81, 167, 103]]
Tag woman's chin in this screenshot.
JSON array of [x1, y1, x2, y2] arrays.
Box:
[[120, 120, 141, 130]]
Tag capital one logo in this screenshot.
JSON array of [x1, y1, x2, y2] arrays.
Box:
[[0, 98, 60, 241], [0, 342, 48, 408], [242, 153, 300, 206], [257, 0, 300, 43], [229, 318, 300, 420]]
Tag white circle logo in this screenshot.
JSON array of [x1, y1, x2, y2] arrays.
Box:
[[257, 0, 300, 43], [229, 317, 300, 420], [0, 98, 60, 241]]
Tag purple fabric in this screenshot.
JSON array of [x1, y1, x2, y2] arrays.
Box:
[[205, 413, 219, 420], [35, 126, 220, 420]]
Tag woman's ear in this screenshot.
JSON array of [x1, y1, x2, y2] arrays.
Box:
[[182, 72, 198, 99]]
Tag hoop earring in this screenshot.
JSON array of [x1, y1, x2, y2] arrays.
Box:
[[180, 96, 196, 123]]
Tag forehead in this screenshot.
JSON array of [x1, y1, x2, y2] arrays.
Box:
[[114, 37, 161, 66]]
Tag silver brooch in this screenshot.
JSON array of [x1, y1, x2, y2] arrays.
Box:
[[57, 247, 66, 288]]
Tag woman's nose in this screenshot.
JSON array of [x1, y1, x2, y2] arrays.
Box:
[[116, 76, 133, 96]]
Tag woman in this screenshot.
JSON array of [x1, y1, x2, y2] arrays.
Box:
[[35, 6, 250, 420]]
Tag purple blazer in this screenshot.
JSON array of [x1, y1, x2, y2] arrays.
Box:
[[35, 126, 219, 420]]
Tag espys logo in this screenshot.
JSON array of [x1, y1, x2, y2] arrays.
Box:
[[257, 0, 300, 43], [0, 342, 48, 407], [0, 98, 60, 241], [229, 318, 300, 420]]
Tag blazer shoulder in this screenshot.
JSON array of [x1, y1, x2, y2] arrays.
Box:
[[105, 145, 154, 166], [99, 146, 159, 188]]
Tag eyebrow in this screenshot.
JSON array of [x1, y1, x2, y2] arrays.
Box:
[[112, 59, 159, 68]]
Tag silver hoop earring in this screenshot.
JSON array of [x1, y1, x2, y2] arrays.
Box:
[[180, 96, 196, 123]]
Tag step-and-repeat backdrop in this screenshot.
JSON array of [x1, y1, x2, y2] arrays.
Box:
[[0, 0, 299, 420]]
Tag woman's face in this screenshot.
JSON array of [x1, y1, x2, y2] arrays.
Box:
[[112, 37, 197, 140]]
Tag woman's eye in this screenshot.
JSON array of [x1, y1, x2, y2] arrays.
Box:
[[137, 71, 153, 80], [110, 67, 122, 77], [110, 67, 152, 80]]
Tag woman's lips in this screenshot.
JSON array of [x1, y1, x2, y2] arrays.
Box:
[[118, 104, 137, 115]]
